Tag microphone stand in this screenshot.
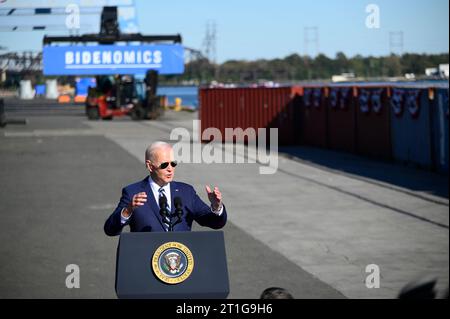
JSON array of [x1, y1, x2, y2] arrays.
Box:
[[170, 210, 183, 230]]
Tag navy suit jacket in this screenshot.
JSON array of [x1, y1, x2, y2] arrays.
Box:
[[104, 177, 227, 236]]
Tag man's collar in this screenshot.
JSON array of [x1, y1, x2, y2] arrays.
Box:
[[149, 175, 170, 191]]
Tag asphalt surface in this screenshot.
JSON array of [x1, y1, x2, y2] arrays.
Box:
[[0, 99, 344, 299], [0, 98, 448, 299]]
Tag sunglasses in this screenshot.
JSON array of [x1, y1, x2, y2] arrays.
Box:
[[157, 161, 178, 169]]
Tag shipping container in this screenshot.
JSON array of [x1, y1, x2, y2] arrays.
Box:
[[297, 86, 328, 148], [390, 88, 433, 169], [199, 86, 301, 145], [327, 86, 357, 153], [355, 86, 392, 160], [431, 88, 449, 174]]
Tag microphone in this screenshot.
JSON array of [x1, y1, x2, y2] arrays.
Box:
[[159, 194, 167, 212], [174, 197, 183, 216], [173, 197, 183, 228]]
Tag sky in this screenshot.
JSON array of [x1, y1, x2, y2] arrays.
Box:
[[0, 0, 448, 63]]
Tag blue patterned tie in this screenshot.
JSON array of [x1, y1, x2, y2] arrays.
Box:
[[159, 187, 171, 231]]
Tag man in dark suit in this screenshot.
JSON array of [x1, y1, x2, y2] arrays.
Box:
[[104, 141, 227, 236]]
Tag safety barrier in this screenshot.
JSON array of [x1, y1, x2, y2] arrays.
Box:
[[57, 95, 71, 103]]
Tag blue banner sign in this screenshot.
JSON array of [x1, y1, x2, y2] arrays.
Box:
[[43, 44, 184, 75]]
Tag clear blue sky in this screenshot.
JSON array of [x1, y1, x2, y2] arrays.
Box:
[[1, 0, 448, 63]]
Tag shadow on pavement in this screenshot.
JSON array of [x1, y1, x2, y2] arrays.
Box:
[[279, 146, 449, 199]]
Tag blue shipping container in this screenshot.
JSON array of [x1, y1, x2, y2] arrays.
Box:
[[390, 88, 433, 169], [432, 88, 449, 174]]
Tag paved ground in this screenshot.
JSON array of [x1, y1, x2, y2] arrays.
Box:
[[0, 98, 448, 299]]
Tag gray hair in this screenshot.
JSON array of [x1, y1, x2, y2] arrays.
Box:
[[145, 141, 172, 162]]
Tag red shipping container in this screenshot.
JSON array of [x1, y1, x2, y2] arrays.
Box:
[[297, 86, 328, 148], [327, 86, 357, 153], [355, 86, 392, 160], [199, 86, 301, 145]]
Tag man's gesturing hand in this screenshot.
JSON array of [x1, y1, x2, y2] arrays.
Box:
[[206, 185, 223, 211], [123, 192, 147, 218]]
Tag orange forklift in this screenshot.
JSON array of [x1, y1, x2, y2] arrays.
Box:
[[85, 70, 164, 120]]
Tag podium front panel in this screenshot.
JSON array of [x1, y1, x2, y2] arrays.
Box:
[[115, 231, 229, 299]]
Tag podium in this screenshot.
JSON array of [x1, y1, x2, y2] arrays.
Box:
[[115, 231, 229, 299]]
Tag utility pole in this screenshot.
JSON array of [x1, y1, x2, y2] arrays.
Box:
[[389, 31, 404, 55], [304, 26, 319, 58], [304, 26, 319, 80], [202, 20, 218, 80]]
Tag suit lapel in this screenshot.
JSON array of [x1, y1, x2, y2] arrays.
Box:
[[141, 177, 165, 230]]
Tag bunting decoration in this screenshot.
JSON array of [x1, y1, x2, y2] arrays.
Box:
[[359, 89, 370, 114], [406, 90, 421, 118], [329, 88, 339, 108], [390, 88, 405, 117], [312, 88, 322, 108], [371, 89, 384, 114], [303, 88, 312, 107]]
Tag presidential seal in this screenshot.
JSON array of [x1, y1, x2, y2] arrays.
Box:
[[151, 242, 194, 284]]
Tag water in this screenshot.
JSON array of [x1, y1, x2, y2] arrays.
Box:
[[157, 86, 199, 109]]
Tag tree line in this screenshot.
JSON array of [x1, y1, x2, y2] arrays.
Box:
[[161, 52, 449, 84]]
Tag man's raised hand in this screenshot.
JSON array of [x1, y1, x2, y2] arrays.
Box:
[[206, 185, 222, 211], [123, 192, 147, 217]]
